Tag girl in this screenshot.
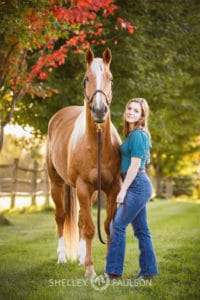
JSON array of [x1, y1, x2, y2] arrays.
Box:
[[105, 98, 158, 280]]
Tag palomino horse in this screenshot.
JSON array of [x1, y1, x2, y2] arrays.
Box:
[[46, 48, 121, 277]]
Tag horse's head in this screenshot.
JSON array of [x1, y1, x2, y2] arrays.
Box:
[[84, 48, 113, 123]]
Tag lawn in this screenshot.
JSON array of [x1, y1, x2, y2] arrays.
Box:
[[0, 200, 200, 300]]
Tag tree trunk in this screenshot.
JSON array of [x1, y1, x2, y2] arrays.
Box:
[[0, 124, 4, 152]]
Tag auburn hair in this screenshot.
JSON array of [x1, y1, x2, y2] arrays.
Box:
[[123, 98, 151, 137]]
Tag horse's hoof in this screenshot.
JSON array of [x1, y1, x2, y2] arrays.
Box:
[[78, 262, 84, 267], [78, 255, 85, 267], [84, 269, 97, 278], [57, 253, 67, 264]]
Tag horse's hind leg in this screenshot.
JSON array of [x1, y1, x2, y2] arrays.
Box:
[[78, 212, 86, 266], [50, 178, 66, 263], [104, 179, 121, 254]]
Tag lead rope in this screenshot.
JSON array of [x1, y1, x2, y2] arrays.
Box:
[[96, 124, 106, 244]]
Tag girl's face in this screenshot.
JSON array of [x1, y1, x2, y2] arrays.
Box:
[[124, 101, 142, 124]]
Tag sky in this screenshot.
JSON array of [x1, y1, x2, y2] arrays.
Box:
[[4, 124, 33, 138]]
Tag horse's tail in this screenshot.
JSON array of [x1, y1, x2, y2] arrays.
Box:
[[63, 185, 79, 261]]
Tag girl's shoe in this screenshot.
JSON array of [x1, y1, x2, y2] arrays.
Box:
[[135, 274, 155, 280], [105, 273, 121, 279]]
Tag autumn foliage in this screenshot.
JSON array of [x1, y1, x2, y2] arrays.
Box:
[[25, 0, 134, 83], [0, 0, 134, 150]]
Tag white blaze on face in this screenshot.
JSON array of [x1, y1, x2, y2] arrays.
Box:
[[91, 58, 104, 109]]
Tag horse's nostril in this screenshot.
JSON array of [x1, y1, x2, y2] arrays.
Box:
[[92, 104, 108, 118]]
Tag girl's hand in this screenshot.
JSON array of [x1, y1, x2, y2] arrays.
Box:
[[116, 189, 127, 203]]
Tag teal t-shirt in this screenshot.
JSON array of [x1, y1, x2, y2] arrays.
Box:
[[120, 129, 151, 173]]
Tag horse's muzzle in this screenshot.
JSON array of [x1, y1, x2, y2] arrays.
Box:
[[92, 104, 108, 123]]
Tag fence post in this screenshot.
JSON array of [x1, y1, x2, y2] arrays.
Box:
[[44, 164, 50, 206], [31, 161, 38, 206], [11, 158, 19, 209], [166, 177, 173, 198]]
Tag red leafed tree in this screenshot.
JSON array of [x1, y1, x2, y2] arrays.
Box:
[[0, 0, 134, 150]]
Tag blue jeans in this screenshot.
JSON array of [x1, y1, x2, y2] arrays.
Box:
[[105, 172, 158, 276]]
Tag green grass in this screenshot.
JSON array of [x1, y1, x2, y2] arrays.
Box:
[[0, 200, 200, 300]]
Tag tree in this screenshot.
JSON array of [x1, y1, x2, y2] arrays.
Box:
[[0, 0, 133, 150], [93, 0, 200, 196], [2, 0, 199, 198]]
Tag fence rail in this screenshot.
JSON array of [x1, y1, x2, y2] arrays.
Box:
[[0, 158, 50, 208], [1, 159, 199, 210]]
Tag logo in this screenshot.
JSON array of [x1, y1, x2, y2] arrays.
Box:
[[90, 274, 110, 291]]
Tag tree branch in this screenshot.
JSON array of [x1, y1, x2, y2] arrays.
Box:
[[0, 42, 19, 89], [13, 48, 28, 89], [1, 87, 25, 127]]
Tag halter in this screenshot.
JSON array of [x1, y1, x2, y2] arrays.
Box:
[[84, 89, 111, 109], [83, 79, 111, 108], [83, 78, 111, 245], [94, 124, 105, 244]]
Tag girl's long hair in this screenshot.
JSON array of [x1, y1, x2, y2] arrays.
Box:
[[123, 98, 151, 138]]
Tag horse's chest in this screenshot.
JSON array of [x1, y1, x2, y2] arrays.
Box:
[[68, 141, 119, 186], [68, 159, 113, 186], [87, 168, 113, 185]]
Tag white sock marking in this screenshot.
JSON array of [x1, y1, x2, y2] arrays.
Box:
[[78, 238, 86, 266], [57, 236, 67, 264]]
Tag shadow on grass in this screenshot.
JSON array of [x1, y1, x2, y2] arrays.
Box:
[[0, 213, 13, 226]]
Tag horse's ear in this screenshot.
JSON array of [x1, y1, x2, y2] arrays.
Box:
[[103, 48, 112, 65], [86, 48, 94, 64]]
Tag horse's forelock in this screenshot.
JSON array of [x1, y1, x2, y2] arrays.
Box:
[[91, 58, 104, 75]]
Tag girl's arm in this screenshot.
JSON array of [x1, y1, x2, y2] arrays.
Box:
[[116, 157, 141, 203]]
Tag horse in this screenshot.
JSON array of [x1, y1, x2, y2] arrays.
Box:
[[46, 48, 121, 277]]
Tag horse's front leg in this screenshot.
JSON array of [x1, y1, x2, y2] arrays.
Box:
[[50, 179, 67, 264], [104, 178, 121, 254], [76, 179, 96, 278]]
